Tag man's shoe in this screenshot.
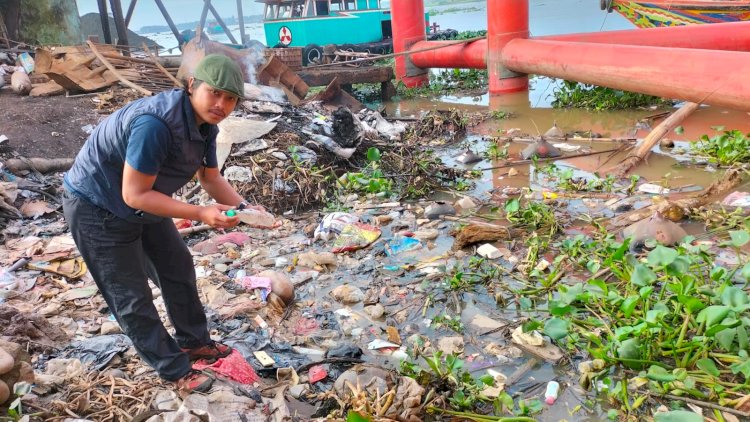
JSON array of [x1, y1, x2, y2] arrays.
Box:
[[181, 341, 232, 363], [176, 369, 214, 393]]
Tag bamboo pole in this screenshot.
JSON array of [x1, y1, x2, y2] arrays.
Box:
[[612, 101, 700, 176]]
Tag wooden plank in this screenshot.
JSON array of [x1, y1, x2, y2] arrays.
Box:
[[142, 43, 183, 88], [298, 66, 393, 87], [86, 40, 153, 96]]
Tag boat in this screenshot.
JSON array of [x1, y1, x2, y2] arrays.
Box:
[[601, 0, 750, 27], [258, 0, 399, 65]]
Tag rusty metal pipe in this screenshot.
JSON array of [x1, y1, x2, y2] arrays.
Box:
[[410, 39, 488, 69], [539, 20, 750, 51], [502, 39, 750, 111]]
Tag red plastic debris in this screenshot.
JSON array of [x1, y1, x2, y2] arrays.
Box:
[[193, 349, 259, 384], [308, 365, 327, 383], [293, 317, 319, 336]]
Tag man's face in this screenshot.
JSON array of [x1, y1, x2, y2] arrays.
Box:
[[188, 78, 239, 125]]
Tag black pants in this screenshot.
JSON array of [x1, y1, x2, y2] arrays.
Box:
[[62, 189, 211, 381]]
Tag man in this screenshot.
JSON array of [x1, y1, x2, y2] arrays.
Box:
[[63, 54, 255, 393]]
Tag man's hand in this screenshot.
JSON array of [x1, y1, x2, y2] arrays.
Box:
[[198, 204, 239, 229]]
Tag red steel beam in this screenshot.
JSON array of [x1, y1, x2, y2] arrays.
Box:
[[488, 0, 529, 94], [502, 39, 750, 111], [391, 0, 429, 87], [539, 21, 750, 51], [409, 39, 488, 69]]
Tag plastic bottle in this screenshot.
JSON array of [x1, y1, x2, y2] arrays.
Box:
[[236, 209, 276, 228], [544, 380, 560, 405]]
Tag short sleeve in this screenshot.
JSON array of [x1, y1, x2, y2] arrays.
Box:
[[125, 115, 171, 175]]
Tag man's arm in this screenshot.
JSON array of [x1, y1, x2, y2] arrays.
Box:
[[196, 166, 244, 206], [123, 164, 238, 228]]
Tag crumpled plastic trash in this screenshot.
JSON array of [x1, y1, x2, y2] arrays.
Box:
[[385, 237, 421, 256], [237, 276, 272, 301], [314, 212, 360, 242], [35, 358, 85, 385], [193, 350, 259, 384], [331, 223, 381, 253], [192, 232, 251, 255], [65, 334, 132, 371], [722, 191, 750, 208], [325, 343, 363, 359]]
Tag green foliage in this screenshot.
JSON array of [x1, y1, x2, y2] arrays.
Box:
[[552, 80, 672, 110], [537, 230, 750, 417], [691, 129, 750, 166], [504, 198, 561, 235], [431, 314, 465, 333], [396, 68, 488, 98], [337, 147, 393, 196], [483, 141, 509, 161]]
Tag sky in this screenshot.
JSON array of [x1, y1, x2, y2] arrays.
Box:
[[75, 0, 264, 32]]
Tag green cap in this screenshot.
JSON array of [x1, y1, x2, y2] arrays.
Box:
[[193, 54, 245, 99]]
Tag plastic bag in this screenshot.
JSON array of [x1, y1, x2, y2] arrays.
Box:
[[331, 223, 381, 253], [314, 212, 359, 242]]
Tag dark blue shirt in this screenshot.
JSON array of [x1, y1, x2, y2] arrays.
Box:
[[64, 89, 218, 222]]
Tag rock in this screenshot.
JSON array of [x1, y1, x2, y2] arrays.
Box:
[[521, 138, 561, 160], [455, 197, 477, 210], [456, 148, 482, 164], [375, 215, 393, 225], [334, 366, 393, 397], [477, 244, 502, 259], [364, 304, 385, 319], [297, 251, 337, 271], [214, 263, 228, 272], [470, 314, 505, 332], [0, 347, 12, 375], [0, 380, 8, 404], [18, 362, 34, 384], [257, 270, 295, 305], [101, 321, 122, 335], [154, 389, 181, 411], [622, 211, 688, 251], [660, 138, 675, 148], [331, 285, 364, 304], [424, 201, 456, 220], [413, 229, 439, 241], [437, 336, 464, 355], [289, 383, 309, 399], [10, 71, 31, 95]]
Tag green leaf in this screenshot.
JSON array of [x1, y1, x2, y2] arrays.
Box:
[[729, 230, 750, 247], [646, 309, 667, 324], [715, 327, 737, 350], [504, 198, 520, 214], [741, 262, 750, 282], [620, 296, 639, 318], [366, 147, 381, 163], [654, 410, 704, 422], [696, 358, 720, 377], [588, 278, 608, 296], [647, 365, 676, 382], [674, 126, 684, 135], [647, 246, 678, 267], [721, 286, 750, 310], [678, 295, 705, 314], [347, 411, 372, 422], [617, 338, 642, 368], [697, 305, 731, 327], [731, 358, 750, 378], [544, 317, 570, 340], [549, 300, 573, 317], [631, 263, 657, 287]]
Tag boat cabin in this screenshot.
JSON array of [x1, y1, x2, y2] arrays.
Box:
[[260, 0, 384, 20]]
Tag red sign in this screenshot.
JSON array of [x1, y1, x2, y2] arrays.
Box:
[[279, 26, 292, 45]]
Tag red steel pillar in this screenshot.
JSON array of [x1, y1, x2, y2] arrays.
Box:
[[391, 0, 429, 87], [488, 0, 529, 94]]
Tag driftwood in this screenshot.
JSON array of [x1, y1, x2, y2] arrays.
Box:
[[608, 167, 743, 229], [449, 220, 523, 250], [612, 102, 700, 176], [4, 158, 74, 174]]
